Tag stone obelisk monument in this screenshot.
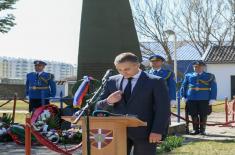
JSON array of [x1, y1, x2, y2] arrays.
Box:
[[77, 0, 141, 79]]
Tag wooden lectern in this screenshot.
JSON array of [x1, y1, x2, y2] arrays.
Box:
[[62, 116, 147, 155]]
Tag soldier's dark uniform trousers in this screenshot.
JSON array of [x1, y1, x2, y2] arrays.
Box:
[[26, 61, 56, 112], [180, 61, 217, 135]]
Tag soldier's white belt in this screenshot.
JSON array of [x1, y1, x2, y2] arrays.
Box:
[[30, 86, 49, 90], [189, 87, 210, 91]]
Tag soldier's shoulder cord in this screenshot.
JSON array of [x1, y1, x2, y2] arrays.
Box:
[[39, 73, 53, 84], [164, 70, 172, 80], [205, 73, 215, 82], [198, 73, 215, 85]]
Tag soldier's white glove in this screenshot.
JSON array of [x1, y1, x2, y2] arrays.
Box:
[[170, 100, 177, 107], [26, 96, 29, 100], [181, 97, 187, 103], [209, 100, 216, 105]]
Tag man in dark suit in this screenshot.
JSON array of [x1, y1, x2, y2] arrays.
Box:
[[96, 52, 170, 155]]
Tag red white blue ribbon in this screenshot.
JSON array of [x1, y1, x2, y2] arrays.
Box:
[[73, 76, 90, 108]]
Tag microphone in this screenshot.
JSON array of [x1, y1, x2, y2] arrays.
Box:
[[102, 69, 114, 83]]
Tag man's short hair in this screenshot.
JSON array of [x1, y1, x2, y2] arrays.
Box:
[[114, 52, 139, 65]]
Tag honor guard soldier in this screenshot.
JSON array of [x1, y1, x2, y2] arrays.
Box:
[[148, 54, 176, 139], [26, 60, 56, 112], [180, 60, 217, 135]]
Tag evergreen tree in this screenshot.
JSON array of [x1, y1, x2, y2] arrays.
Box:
[[0, 0, 18, 33]]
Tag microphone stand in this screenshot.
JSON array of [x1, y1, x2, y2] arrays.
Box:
[[72, 79, 108, 155]]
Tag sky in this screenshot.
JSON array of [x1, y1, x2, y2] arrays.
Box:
[[0, 0, 83, 65]]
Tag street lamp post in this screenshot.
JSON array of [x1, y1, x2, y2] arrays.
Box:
[[164, 30, 180, 123], [164, 30, 177, 82]]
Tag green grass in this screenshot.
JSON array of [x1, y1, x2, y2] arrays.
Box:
[[0, 100, 28, 110], [0, 100, 63, 110], [169, 140, 235, 155], [13, 113, 26, 124], [0, 113, 26, 124], [211, 101, 226, 113], [157, 136, 184, 153], [1, 100, 226, 112], [0, 100, 64, 124], [171, 101, 226, 113], [0, 100, 226, 125]]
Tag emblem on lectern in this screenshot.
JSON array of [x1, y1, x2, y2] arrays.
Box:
[[90, 129, 113, 149]]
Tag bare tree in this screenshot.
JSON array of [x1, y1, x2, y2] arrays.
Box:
[[172, 0, 234, 56], [132, 0, 234, 59], [131, 0, 175, 64], [223, 0, 235, 46]]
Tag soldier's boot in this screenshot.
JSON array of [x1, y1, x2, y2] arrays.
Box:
[[190, 116, 200, 135], [200, 116, 207, 135]]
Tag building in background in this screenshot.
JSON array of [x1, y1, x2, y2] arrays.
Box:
[[0, 56, 77, 82], [202, 46, 235, 100], [140, 42, 201, 81]]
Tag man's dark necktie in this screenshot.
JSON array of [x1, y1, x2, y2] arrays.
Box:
[[124, 77, 133, 102], [36, 73, 39, 79]]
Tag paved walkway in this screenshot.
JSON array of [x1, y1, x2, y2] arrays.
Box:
[[0, 143, 82, 155], [171, 112, 235, 141]]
